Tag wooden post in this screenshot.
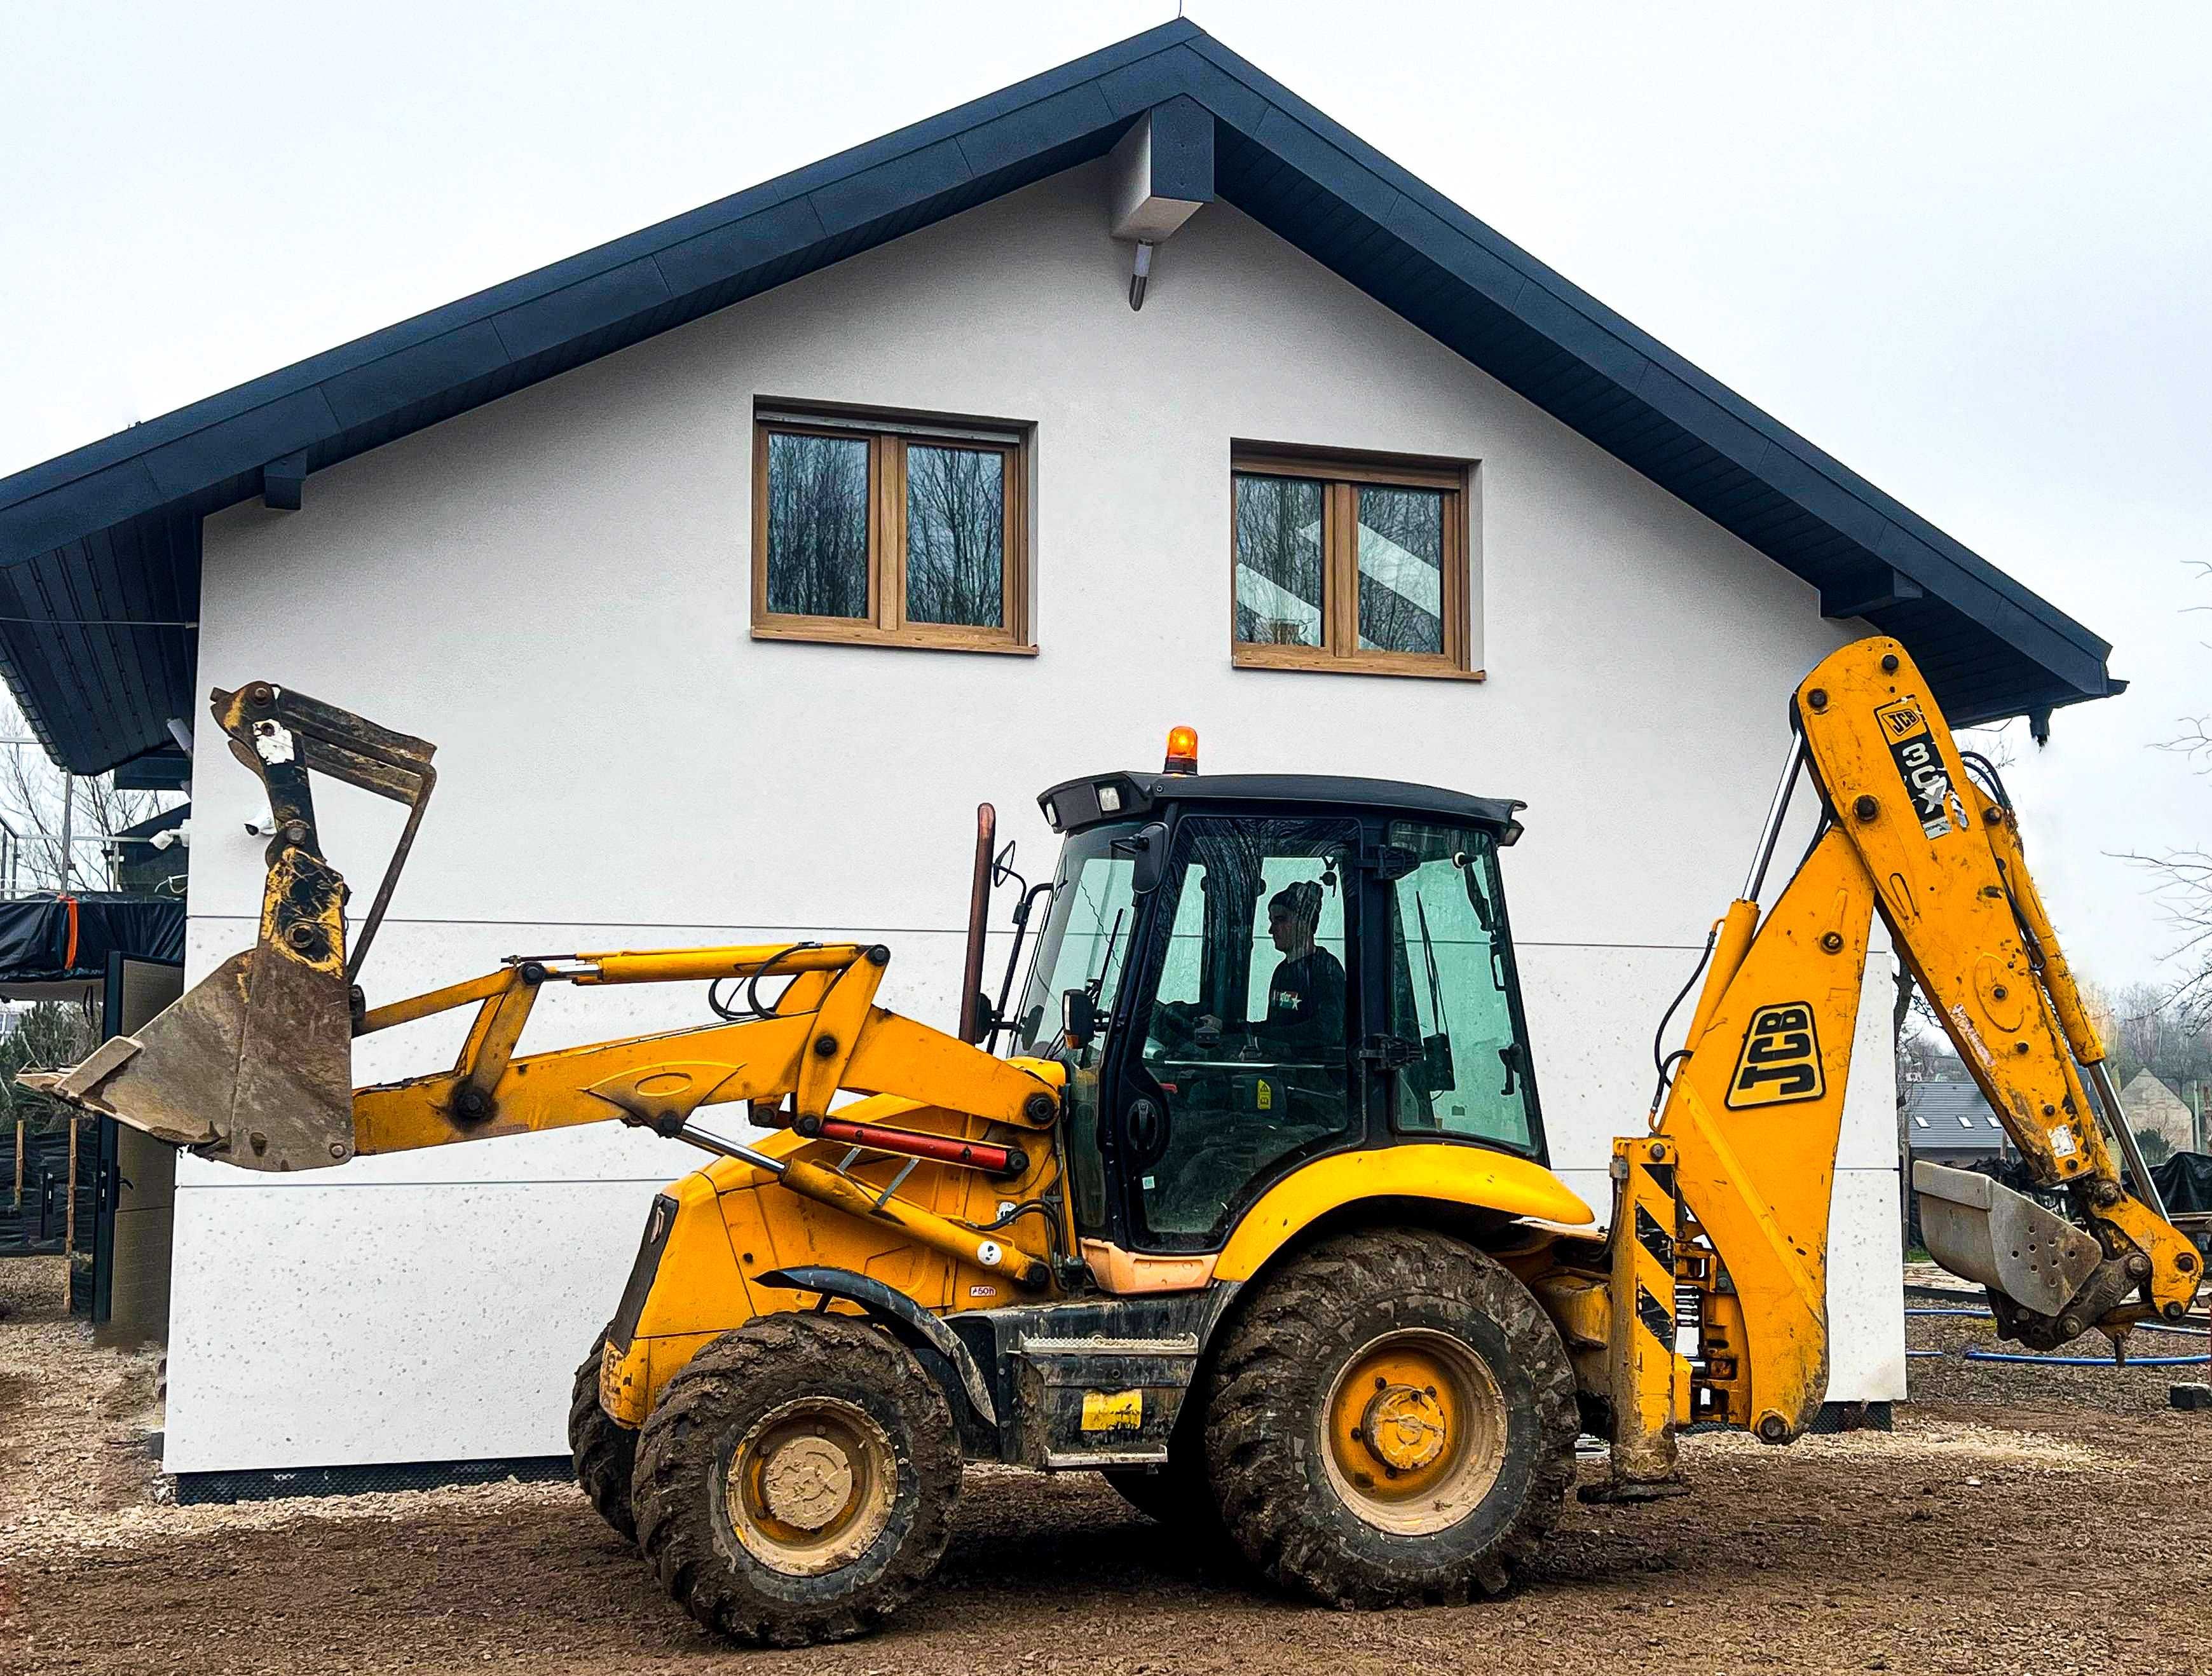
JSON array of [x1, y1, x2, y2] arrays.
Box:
[[63, 1116, 78, 1305], [10, 1116, 20, 1209]]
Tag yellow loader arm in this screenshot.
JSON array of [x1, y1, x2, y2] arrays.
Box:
[[1597, 637, 2202, 1494], [25, 681, 1063, 1288]]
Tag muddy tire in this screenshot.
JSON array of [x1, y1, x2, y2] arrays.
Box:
[[1206, 1228, 1576, 1607], [568, 1331, 638, 1543], [632, 1314, 962, 1647]]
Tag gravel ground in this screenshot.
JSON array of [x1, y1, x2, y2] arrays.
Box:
[[6, 1254, 2211, 1676], [1905, 1291, 2212, 1417]]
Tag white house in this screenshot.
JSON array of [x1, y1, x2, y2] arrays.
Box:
[[0, 22, 2120, 1479]]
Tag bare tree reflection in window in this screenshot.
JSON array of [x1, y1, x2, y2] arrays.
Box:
[[907, 446, 1006, 627], [1355, 486, 1444, 655], [766, 432, 870, 618], [1234, 474, 1325, 645]]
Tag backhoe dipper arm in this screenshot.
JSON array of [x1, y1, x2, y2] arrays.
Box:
[[1602, 638, 2200, 1490], [1794, 647, 2197, 1328]]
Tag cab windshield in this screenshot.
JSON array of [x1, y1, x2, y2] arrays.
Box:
[[1011, 821, 1141, 1055]]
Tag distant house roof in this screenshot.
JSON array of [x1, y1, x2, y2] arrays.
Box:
[[2121, 1068, 2196, 1152], [0, 20, 2120, 774], [1905, 1080, 2009, 1153], [2122, 1069, 2188, 1116]]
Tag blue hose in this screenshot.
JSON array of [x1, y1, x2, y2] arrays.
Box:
[[1908, 1308, 2210, 1336], [1962, 1349, 2210, 1367]]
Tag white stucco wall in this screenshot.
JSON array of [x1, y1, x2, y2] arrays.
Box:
[[170, 160, 1902, 1473]]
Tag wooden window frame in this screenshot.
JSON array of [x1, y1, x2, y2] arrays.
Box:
[[1230, 444, 1480, 682], [751, 407, 1033, 654]]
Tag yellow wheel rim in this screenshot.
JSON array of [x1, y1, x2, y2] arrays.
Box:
[[723, 1396, 897, 1576], [1321, 1327, 1508, 1535]]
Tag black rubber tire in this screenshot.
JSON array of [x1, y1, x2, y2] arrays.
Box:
[[632, 1314, 962, 1647], [1205, 1228, 1577, 1608], [568, 1330, 637, 1544]]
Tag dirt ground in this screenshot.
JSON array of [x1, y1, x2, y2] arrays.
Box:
[[6, 1254, 2211, 1676]]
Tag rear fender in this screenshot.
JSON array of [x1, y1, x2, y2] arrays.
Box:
[[1213, 1143, 1595, 1284]]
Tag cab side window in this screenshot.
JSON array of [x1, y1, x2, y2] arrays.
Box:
[[1384, 821, 1537, 1153]]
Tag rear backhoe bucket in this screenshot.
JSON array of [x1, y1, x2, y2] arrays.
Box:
[[20, 680, 435, 1174], [1912, 1160, 2103, 1317]]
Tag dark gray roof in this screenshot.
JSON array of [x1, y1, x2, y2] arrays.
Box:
[[0, 20, 2120, 773], [1906, 1080, 2009, 1153]]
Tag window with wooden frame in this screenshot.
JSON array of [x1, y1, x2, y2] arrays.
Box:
[[752, 406, 1031, 652], [1231, 446, 1477, 679]]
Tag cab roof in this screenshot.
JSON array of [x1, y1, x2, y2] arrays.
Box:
[[1039, 771, 1526, 843]]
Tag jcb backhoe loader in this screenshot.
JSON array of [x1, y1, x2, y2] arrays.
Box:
[[30, 640, 2201, 1646]]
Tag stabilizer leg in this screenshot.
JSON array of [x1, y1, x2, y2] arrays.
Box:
[[1583, 1135, 1691, 1504]]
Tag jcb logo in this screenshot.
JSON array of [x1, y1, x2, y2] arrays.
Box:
[[1725, 1001, 1826, 1109], [1876, 698, 1925, 739]]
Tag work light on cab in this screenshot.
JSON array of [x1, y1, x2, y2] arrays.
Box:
[[1164, 725, 1199, 774]]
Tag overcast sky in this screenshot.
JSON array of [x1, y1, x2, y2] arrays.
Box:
[[3, 1, 2206, 995]]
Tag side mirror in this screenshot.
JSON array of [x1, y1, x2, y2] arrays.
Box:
[[992, 839, 1020, 888], [1123, 821, 1170, 895], [1063, 988, 1100, 1047]]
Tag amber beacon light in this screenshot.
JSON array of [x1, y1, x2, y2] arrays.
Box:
[[1164, 725, 1199, 774]]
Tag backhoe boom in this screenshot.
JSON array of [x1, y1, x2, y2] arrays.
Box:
[[1595, 637, 2203, 1495]]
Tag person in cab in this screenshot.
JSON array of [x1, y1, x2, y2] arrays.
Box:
[[1256, 881, 1344, 1061]]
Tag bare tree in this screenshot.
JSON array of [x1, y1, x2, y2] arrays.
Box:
[[765, 432, 871, 619], [2122, 560, 2212, 1025], [0, 690, 175, 895]]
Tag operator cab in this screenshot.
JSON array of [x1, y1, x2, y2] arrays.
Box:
[[1011, 739, 1543, 1260]]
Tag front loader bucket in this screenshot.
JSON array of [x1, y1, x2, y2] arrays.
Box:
[[27, 957, 355, 1171], [18, 680, 435, 1174]]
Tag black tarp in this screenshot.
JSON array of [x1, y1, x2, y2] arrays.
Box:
[[0, 893, 184, 984], [2155, 1151, 2212, 1217]]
